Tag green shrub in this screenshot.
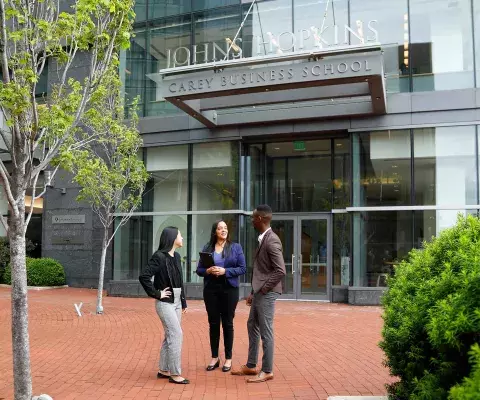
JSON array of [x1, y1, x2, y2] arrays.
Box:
[[0, 237, 37, 284], [450, 344, 480, 400], [380, 214, 480, 400], [3, 257, 66, 287]]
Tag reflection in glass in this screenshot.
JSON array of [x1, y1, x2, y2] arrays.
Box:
[[192, 142, 239, 210], [146, 16, 192, 116], [265, 140, 332, 212], [353, 211, 413, 287], [248, 144, 265, 211], [194, 7, 242, 64], [414, 126, 477, 206], [410, 0, 474, 91], [191, 214, 238, 283], [144, 145, 189, 212], [134, 0, 147, 21], [414, 210, 478, 247], [149, 0, 191, 20], [333, 138, 350, 209], [300, 219, 328, 295], [271, 219, 295, 295], [122, 30, 147, 116], [476, 1, 480, 87], [193, 0, 240, 12], [333, 213, 350, 286], [242, 0, 292, 58], [353, 130, 411, 206], [294, 0, 348, 51], [350, 0, 408, 93]]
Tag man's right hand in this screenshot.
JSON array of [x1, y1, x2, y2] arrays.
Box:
[[246, 294, 253, 306]]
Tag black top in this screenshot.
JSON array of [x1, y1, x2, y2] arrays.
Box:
[[167, 253, 182, 289], [138, 251, 187, 308]]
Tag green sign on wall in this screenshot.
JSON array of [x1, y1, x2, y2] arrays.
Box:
[[293, 141, 305, 151]]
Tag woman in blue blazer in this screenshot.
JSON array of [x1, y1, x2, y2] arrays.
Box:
[[196, 220, 246, 373]]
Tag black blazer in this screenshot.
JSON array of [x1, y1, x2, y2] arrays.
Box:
[[139, 251, 187, 309]]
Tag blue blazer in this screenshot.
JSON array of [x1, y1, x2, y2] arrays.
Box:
[[196, 242, 246, 288]]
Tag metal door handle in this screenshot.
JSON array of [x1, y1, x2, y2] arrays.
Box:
[[291, 255, 296, 274]]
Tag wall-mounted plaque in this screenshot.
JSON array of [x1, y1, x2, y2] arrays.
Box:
[[52, 215, 85, 224]]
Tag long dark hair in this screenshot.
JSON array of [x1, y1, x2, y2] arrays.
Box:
[[158, 226, 179, 253], [205, 220, 231, 258]]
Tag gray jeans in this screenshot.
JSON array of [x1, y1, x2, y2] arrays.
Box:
[[155, 288, 183, 375], [247, 291, 280, 374]]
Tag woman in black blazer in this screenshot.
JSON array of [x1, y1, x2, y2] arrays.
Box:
[[139, 226, 189, 385], [196, 220, 246, 372]]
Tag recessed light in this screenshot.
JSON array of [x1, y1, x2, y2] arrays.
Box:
[[274, 147, 280, 150]]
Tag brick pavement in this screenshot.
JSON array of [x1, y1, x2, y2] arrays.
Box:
[[0, 288, 394, 400]]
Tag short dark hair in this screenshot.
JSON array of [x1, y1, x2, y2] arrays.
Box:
[[255, 204, 272, 215]]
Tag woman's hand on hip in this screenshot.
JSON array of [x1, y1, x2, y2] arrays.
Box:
[[159, 287, 172, 299]]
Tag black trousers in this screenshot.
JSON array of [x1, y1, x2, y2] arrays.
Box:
[[203, 281, 239, 359]]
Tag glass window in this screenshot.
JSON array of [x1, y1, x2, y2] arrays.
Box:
[[265, 140, 332, 212], [134, 0, 147, 22], [122, 30, 147, 117], [192, 142, 240, 210], [144, 145, 189, 212], [410, 0, 474, 92], [414, 126, 477, 206], [241, 0, 293, 58], [333, 138, 350, 209], [475, 0, 480, 87], [149, 0, 191, 20], [353, 211, 413, 287], [248, 144, 265, 211], [194, 7, 242, 65], [146, 16, 192, 116], [190, 214, 239, 283], [333, 213, 351, 286], [194, 0, 240, 12], [350, 0, 409, 93], [353, 130, 411, 206], [414, 209, 478, 246], [293, 0, 348, 52]]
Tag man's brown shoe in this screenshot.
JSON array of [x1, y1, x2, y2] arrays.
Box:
[[230, 365, 258, 376], [246, 371, 274, 383]]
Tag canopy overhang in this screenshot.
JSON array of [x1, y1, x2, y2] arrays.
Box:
[[149, 44, 387, 128]]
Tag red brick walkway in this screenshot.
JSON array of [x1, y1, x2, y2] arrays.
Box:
[[0, 288, 394, 400]]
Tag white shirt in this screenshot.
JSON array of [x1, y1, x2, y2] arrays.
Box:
[[258, 227, 272, 243]]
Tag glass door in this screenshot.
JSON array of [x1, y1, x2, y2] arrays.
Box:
[[271, 214, 331, 301], [270, 216, 297, 300]]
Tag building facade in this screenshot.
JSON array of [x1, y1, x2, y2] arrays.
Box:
[[39, 0, 480, 305]]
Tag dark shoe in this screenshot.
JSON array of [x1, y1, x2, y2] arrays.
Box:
[[247, 371, 274, 383], [206, 359, 220, 371], [169, 377, 190, 384], [222, 365, 232, 373], [157, 371, 169, 379]]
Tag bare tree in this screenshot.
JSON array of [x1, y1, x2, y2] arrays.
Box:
[[0, 0, 135, 398]]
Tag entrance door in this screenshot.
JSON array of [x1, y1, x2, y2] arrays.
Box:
[[271, 214, 331, 301]]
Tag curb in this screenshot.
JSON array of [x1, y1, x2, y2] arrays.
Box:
[[0, 284, 69, 291]]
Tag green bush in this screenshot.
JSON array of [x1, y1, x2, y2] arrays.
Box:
[[3, 257, 66, 287], [380, 214, 480, 400], [0, 237, 37, 284], [450, 344, 480, 400]]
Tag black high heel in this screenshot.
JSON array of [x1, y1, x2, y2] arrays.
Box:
[[222, 363, 232, 373], [206, 359, 220, 371]]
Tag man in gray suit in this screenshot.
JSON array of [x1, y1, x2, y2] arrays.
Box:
[[231, 204, 286, 383]]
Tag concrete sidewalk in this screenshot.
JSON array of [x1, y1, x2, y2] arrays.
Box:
[[0, 288, 394, 399]]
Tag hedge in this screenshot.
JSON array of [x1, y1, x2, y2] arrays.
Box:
[[380, 214, 480, 400], [3, 257, 66, 287]]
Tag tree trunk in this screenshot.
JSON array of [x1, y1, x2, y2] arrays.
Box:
[[96, 227, 109, 314], [9, 197, 32, 400]]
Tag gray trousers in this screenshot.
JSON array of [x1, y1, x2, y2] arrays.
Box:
[[155, 288, 183, 375], [247, 291, 279, 374]]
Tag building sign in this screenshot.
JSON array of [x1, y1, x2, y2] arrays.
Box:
[[166, 20, 380, 69], [52, 215, 85, 224], [164, 57, 376, 96]]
